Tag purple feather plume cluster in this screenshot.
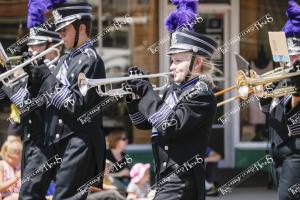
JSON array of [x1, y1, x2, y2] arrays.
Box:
[[27, 0, 66, 28], [282, 0, 300, 37], [165, 0, 198, 33]]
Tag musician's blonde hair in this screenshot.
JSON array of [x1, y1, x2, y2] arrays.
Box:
[[195, 55, 219, 86]]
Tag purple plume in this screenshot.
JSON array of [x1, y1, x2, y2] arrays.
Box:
[[282, 0, 300, 37], [165, 0, 198, 33], [27, 0, 66, 28]]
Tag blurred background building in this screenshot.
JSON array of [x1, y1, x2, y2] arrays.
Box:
[[0, 0, 291, 181]]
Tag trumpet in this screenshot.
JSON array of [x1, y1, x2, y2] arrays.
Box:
[[0, 40, 63, 87], [216, 66, 300, 107], [78, 72, 172, 97]]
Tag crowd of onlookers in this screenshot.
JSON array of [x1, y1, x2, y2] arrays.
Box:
[[0, 116, 221, 200]]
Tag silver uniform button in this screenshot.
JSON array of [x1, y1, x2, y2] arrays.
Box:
[[163, 162, 167, 167], [28, 119, 32, 124], [55, 134, 60, 139], [71, 73, 74, 78], [58, 119, 63, 124], [27, 133, 31, 138], [164, 146, 168, 151], [78, 60, 82, 65]]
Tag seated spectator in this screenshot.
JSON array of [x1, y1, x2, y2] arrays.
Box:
[[126, 163, 151, 200], [204, 147, 221, 196], [107, 128, 130, 191], [0, 140, 22, 200]]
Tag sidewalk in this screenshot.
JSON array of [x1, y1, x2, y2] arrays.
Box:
[[207, 187, 277, 200]]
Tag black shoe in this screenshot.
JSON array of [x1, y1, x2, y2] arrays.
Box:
[[206, 184, 219, 196]]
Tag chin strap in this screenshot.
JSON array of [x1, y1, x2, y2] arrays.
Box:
[[73, 21, 81, 48], [184, 50, 197, 82]]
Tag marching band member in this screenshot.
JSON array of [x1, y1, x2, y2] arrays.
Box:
[[126, 31, 217, 200], [1, 26, 62, 200], [20, 2, 107, 199], [126, 1, 217, 199], [259, 1, 300, 199]]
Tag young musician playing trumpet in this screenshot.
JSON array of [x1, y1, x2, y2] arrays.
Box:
[[1, 25, 62, 200], [125, 1, 217, 199], [18, 2, 107, 199]]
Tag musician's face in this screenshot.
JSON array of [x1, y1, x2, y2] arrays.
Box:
[[290, 54, 300, 64], [28, 44, 47, 55], [169, 53, 191, 83], [169, 53, 202, 83], [57, 24, 76, 49]]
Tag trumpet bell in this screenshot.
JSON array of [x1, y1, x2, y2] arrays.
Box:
[[0, 41, 63, 87]]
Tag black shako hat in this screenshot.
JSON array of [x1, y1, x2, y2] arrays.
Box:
[[27, 26, 61, 46], [167, 29, 218, 59], [52, 2, 92, 31]]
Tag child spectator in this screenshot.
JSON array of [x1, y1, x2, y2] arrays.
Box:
[[0, 140, 22, 200], [127, 163, 151, 200]]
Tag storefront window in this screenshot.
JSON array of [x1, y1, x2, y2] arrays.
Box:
[[239, 0, 288, 142], [100, 0, 158, 144]]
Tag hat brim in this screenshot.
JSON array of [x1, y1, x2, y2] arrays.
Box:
[[27, 36, 61, 46], [27, 40, 48, 46], [55, 19, 77, 31], [166, 48, 191, 55]]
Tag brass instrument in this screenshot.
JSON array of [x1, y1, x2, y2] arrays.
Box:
[[0, 40, 63, 87], [78, 72, 172, 97], [216, 65, 299, 107]]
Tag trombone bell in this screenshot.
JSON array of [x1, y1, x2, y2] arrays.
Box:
[[216, 66, 300, 107]]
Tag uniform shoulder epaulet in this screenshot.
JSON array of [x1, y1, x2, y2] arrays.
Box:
[[82, 48, 97, 60], [178, 79, 211, 101]]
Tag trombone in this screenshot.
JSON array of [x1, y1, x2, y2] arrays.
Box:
[[0, 40, 63, 87], [78, 72, 172, 97], [216, 66, 299, 107]]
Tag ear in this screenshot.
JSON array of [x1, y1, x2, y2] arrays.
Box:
[[80, 24, 86, 33], [194, 56, 203, 71]]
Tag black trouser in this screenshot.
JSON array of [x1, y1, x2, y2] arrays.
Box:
[[205, 162, 218, 185], [153, 165, 205, 200], [270, 138, 300, 200], [19, 131, 105, 200]]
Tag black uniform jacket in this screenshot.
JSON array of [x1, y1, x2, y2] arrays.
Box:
[[37, 41, 106, 145], [127, 76, 217, 180], [1, 76, 45, 145], [260, 95, 300, 151]]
